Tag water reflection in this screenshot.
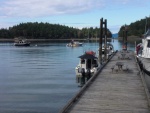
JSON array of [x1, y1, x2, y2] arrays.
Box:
[[0, 40, 135, 113]]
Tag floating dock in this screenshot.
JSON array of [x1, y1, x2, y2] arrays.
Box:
[[59, 50, 150, 113]]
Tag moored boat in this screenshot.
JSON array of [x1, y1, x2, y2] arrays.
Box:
[[66, 40, 82, 47], [102, 43, 114, 60], [136, 28, 150, 90], [75, 50, 100, 86], [14, 38, 30, 46]]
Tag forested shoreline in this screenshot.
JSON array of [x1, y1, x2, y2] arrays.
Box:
[[1, 17, 149, 41], [118, 17, 150, 38], [0, 22, 112, 39]]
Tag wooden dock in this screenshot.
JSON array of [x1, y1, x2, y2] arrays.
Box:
[[59, 50, 150, 113]]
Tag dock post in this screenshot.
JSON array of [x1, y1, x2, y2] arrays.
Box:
[[99, 18, 108, 63], [122, 25, 128, 51], [125, 26, 128, 50], [99, 18, 103, 64], [104, 19, 107, 61]]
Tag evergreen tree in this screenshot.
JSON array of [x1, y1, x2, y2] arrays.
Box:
[[0, 22, 112, 39]]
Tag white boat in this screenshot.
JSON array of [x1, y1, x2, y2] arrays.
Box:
[[14, 38, 30, 46], [75, 43, 114, 76], [75, 51, 100, 77], [102, 43, 114, 60], [136, 29, 150, 58], [75, 43, 114, 86], [66, 40, 82, 47], [136, 29, 150, 90]]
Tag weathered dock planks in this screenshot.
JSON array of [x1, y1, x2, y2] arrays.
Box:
[[60, 51, 150, 113]]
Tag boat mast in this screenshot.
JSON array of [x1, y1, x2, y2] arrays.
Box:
[[145, 17, 147, 34]]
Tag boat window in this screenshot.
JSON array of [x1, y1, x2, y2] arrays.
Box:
[[81, 59, 85, 64], [87, 59, 91, 69], [110, 47, 112, 50], [147, 40, 150, 48], [92, 59, 98, 67], [92, 59, 97, 64], [102, 50, 105, 54]]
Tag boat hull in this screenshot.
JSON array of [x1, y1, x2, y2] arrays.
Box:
[[14, 43, 30, 46], [144, 74, 150, 90], [137, 57, 150, 90], [66, 42, 82, 47], [75, 67, 96, 76]]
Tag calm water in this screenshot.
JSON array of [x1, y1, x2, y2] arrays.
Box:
[[0, 40, 135, 113]]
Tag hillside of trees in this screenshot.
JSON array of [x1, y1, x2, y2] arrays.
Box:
[[118, 17, 150, 38], [0, 22, 112, 39]]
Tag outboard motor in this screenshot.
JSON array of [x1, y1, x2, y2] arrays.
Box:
[[81, 68, 85, 86], [77, 68, 85, 87]]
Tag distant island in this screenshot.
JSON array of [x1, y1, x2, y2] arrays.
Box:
[[0, 16, 149, 42], [112, 33, 118, 38], [0, 22, 112, 40], [118, 17, 150, 38]]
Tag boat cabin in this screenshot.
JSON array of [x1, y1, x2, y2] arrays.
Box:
[[80, 58, 98, 70]]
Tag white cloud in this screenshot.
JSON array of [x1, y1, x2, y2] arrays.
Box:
[[0, 22, 17, 29], [114, 0, 149, 6], [0, 0, 105, 18], [0, 0, 149, 30], [109, 25, 121, 33], [0, 0, 148, 18]]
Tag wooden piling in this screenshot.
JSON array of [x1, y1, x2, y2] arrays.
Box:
[[99, 18, 103, 63], [104, 19, 107, 62]]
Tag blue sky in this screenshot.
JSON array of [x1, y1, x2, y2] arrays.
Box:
[[0, 0, 149, 33]]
